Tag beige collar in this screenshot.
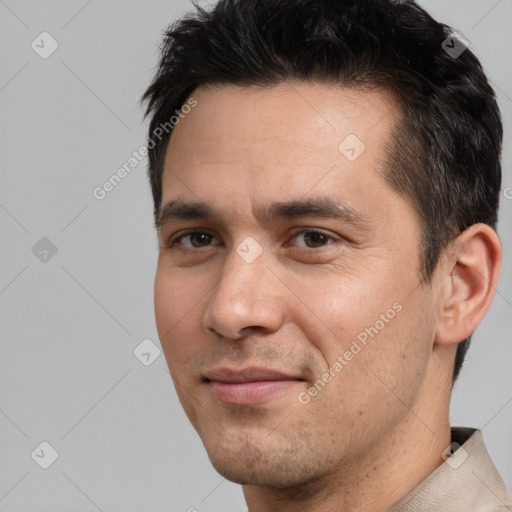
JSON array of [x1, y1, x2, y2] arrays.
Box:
[[390, 427, 512, 511]]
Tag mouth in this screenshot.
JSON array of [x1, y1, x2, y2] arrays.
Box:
[[203, 367, 304, 405]]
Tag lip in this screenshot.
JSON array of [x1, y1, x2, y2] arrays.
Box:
[[203, 366, 303, 405], [204, 366, 301, 383]]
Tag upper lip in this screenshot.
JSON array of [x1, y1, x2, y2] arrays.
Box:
[[203, 367, 302, 383]]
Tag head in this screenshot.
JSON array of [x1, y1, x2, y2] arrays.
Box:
[[141, 0, 502, 493]]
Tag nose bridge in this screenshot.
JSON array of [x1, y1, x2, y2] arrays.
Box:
[[203, 237, 284, 338], [212, 237, 270, 311]]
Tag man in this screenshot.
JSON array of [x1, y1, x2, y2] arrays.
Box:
[[141, 0, 511, 510]]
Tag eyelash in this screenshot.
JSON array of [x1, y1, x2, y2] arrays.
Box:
[[166, 228, 340, 252]]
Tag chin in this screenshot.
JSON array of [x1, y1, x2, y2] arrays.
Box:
[[209, 457, 305, 487], [201, 433, 327, 489]]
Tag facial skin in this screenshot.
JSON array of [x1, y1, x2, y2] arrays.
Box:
[[154, 82, 501, 511]]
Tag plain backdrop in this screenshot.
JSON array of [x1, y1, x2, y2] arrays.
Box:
[[0, 0, 511, 510]]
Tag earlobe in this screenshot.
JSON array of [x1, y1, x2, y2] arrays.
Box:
[[435, 223, 502, 346]]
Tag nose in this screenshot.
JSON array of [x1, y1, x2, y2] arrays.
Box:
[[202, 242, 285, 340]]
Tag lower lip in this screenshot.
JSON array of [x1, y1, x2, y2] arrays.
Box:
[[207, 380, 301, 405]]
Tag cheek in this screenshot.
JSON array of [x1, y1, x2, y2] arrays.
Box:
[[341, 286, 435, 403], [286, 268, 401, 356], [293, 263, 433, 380], [154, 271, 176, 344], [154, 266, 205, 370], [305, 295, 435, 450], [154, 261, 203, 327]]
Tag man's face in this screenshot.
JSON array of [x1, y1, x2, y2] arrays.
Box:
[[154, 82, 439, 487]]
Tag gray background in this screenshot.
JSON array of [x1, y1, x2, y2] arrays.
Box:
[[0, 0, 510, 511]]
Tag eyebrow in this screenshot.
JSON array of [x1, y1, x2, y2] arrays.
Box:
[[156, 197, 373, 232]]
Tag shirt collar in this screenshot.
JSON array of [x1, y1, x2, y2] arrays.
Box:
[[390, 427, 512, 511]]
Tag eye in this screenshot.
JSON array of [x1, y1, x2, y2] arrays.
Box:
[[287, 228, 339, 249], [167, 230, 220, 250]]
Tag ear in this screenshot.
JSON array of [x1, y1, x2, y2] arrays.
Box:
[[435, 223, 502, 346]]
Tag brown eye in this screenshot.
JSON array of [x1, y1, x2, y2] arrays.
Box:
[[168, 230, 220, 250], [289, 229, 338, 249]]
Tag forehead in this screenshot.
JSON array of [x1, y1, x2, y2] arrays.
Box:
[[165, 81, 399, 168], [160, 82, 409, 229]]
